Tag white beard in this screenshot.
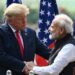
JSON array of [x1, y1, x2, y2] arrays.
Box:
[[49, 33, 57, 39], [49, 33, 59, 40], [49, 34, 53, 39]]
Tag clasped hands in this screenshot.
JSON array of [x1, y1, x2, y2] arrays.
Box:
[[23, 61, 51, 75], [23, 61, 36, 75]]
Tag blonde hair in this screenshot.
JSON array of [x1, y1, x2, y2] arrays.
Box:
[[54, 14, 73, 34], [4, 3, 29, 18]]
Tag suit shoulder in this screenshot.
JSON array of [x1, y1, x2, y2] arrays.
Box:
[[0, 23, 7, 30], [25, 27, 36, 34], [0, 23, 8, 35]]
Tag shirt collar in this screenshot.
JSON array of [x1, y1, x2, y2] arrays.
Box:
[[8, 24, 16, 33]]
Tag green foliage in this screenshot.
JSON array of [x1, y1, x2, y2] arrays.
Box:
[[27, 8, 39, 24], [57, 0, 75, 20], [22, 0, 39, 9], [0, 7, 4, 19], [0, 0, 5, 23], [22, 0, 39, 25]]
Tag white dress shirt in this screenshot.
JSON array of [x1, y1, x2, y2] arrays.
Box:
[[32, 44, 75, 75]]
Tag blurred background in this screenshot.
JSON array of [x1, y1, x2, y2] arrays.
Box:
[[0, 0, 75, 30]]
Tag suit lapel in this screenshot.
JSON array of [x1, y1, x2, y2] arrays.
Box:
[[5, 24, 22, 57], [6, 24, 18, 43]]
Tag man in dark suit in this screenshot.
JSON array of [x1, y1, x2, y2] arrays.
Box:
[[0, 3, 50, 75]]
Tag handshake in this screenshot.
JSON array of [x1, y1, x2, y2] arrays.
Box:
[[23, 61, 37, 75]]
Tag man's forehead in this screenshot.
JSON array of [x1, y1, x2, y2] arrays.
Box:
[[51, 20, 59, 27]]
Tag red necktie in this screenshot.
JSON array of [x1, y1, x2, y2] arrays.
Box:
[[15, 31, 24, 57]]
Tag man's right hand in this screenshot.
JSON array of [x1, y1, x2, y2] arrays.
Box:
[[23, 61, 35, 75]]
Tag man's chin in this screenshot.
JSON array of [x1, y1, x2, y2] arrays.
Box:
[[49, 35, 56, 40]]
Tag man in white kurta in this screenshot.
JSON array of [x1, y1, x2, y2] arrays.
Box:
[[32, 14, 75, 75]]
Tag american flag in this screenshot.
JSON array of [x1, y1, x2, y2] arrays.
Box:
[[6, 0, 22, 7], [37, 0, 58, 46], [36, 0, 58, 66]]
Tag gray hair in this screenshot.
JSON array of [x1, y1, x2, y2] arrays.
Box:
[[54, 14, 73, 34]]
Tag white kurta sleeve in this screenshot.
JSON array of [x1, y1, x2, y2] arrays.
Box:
[[32, 44, 75, 75]]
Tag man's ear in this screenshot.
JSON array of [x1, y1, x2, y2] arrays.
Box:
[[60, 27, 65, 35]]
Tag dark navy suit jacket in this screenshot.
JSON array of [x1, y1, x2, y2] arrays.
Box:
[[0, 23, 50, 75]]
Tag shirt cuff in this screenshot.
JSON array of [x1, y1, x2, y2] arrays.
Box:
[[32, 66, 50, 75]]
